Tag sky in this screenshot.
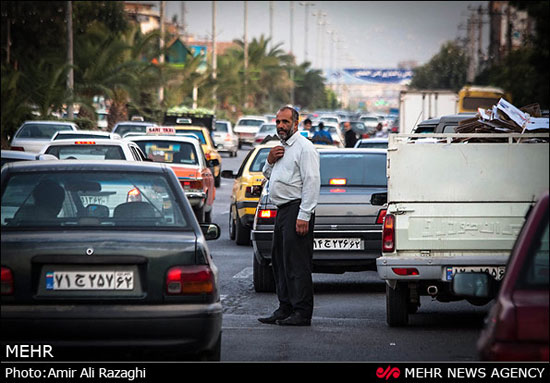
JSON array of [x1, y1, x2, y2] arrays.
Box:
[[155, 1, 488, 70]]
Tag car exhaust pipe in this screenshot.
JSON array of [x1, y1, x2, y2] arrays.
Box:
[[427, 285, 438, 297]]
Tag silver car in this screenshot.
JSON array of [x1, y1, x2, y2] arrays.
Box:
[[251, 148, 388, 292], [9, 121, 78, 152], [212, 120, 238, 157], [253, 123, 277, 146]]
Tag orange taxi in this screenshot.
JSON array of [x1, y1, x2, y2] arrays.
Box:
[[171, 126, 223, 187], [127, 127, 217, 223]]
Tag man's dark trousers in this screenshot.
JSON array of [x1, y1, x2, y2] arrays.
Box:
[[271, 200, 315, 319]]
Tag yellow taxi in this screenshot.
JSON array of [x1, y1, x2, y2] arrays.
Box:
[[172, 126, 223, 187], [221, 135, 327, 246]]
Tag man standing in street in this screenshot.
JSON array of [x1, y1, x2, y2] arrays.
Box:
[[343, 121, 357, 147], [258, 105, 320, 326]]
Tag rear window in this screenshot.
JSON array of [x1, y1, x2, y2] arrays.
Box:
[[259, 124, 276, 133], [357, 141, 388, 149], [176, 129, 206, 144], [320, 153, 387, 186], [16, 123, 74, 139], [113, 124, 149, 137], [215, 122, 229, 132], [134, 140, 198, 165], [249, 148, 270, 172], [45, 145, 124, 160], [238, 119, 264, 127], [1, 172, 188, 228]]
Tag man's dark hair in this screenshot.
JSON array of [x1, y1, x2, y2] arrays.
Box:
[[304, 118, 312, 125], [278, 105, 299, 124]]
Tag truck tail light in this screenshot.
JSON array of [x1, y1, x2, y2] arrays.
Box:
[[1, 267, 14, 295], [224, 134, 232, 142], [376, 209, 387, 224], [9, 146, 24, 151], [392, 267, 419, 276], [166, 265, 215, 295], [382, 214, 395, 252]]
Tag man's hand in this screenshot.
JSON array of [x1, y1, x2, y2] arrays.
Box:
[[296, 219, 309, 236], [267, 145, 285, 164]]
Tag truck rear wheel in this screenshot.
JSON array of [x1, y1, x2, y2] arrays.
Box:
[[386, 282, 409, 326]]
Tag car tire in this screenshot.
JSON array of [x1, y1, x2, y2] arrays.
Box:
[[253, 253, 276, 292], [235, 214, 251, 246], [229, 207, 236, 240], [386, 282, 409, 327]]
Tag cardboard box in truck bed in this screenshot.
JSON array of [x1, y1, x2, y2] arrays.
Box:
[[377, 133, 549, 326]]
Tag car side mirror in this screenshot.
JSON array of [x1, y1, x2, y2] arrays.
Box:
[[451, 272, 498, 299], [370, 192, 387, 206], [221, 170, 235, 179], [200, 223, 220, 240]]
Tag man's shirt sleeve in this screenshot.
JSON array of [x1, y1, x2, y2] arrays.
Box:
[[298, 146, 320, 221]]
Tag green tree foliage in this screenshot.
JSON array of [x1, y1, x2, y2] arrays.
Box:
[[409, 41, 468, 91], [293, 61, 326, 110]]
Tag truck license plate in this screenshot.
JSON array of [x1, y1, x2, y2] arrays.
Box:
[[314, 238, 363, 250], [46, 271, 134, 290], [446, 266, 506, 281]]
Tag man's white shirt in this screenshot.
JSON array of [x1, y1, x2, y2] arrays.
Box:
[[262, 132, 320, 221]]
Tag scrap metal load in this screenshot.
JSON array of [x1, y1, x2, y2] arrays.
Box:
[[455, 99, 549, 142]]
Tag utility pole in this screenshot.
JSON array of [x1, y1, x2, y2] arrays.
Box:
[[312, 10, 325, 70], [212, 1, 217, 111], [269, 1, 274, 51], [300, 2, 315, 63], [290, 1, 295, 105], [159, 1, 165, 103], [466, 13, 476, 83], [181, 2, 187, 36], [243, 1, 248, 110], [66, 1, 74, 119]]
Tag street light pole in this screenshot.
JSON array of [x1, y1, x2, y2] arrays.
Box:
[[290, 1, 295, 105], [300, 1, 315, 63], [243, 1, 248, 110], [212, 1, 217, 111], [66, 1, 74, 119]]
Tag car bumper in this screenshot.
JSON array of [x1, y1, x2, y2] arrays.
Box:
[[185, 192, 206, 207], [376, 253, 510, 281], [1, 302, 222, 353], [252, 229, 382, 272]]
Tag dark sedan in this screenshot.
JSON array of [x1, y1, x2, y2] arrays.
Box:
[[1, 160, 222, 360], [251, 148, 388, 292]]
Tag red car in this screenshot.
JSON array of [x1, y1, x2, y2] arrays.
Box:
[[454, 190, 549, 361]]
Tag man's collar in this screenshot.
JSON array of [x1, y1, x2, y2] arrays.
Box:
[[282, 130, 299, 146]]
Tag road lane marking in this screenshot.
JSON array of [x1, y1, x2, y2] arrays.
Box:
[[233, 267, 253, 279]]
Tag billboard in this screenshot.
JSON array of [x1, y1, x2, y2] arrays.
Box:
[[326, 68, 413, 85]]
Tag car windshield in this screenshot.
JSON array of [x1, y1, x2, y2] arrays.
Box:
[[215, 122, 228, 132], [1, 172, 188, 228], [249, 148, 270, 172], [259, 124, 276, 133], [357, 141, 388, 149], [113, 124, 149, 137], [360, 117, 379, 123], [45, 144, 124, 160], [320, 153, 387, 186], [134, 140, 198, 165], [176, 129, 206, 144], [16, 123, 73, 139], [238, 119, 264, 127]]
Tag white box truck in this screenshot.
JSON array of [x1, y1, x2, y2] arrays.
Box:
[[398, 90, 458, 134], [376, 133, 549, 326]]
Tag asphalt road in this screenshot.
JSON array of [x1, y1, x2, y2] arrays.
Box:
[[208, 145, 490, 362]]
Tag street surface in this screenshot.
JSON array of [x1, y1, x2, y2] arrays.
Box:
[[210, 146, 489, 362]]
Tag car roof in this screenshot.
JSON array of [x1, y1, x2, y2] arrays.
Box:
[[2, 159, 168, 174], [21, 120, 77, 125], [54, 130, 118, 137], [46, 138, 131, 146], [127, 135, 200, 145], [237, 116, 266, 121], [114, 121, 157, 126], [357, 138, 388, 143], [318, 148, 387, 154], [438, 113, 477, 122]]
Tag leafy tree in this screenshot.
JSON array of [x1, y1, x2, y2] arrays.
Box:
[[293, 61, 326, 110], [409, 41, 468, 91]]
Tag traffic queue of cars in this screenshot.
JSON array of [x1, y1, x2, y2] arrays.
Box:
[[2, 114, 548, 362]]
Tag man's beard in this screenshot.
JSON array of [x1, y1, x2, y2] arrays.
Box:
[[277, 127, 295, 142]]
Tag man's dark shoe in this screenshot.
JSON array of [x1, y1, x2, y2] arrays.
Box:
[[276, 312, 311, 326], [258, 311, 291, 324]]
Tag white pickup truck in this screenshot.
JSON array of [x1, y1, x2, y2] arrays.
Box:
[[376, 133, 549, 326]]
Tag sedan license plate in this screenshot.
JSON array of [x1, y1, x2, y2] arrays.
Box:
[[314, 238, 363, 250], [446, 266, 505, 281], [46, 271, 134, 290]]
